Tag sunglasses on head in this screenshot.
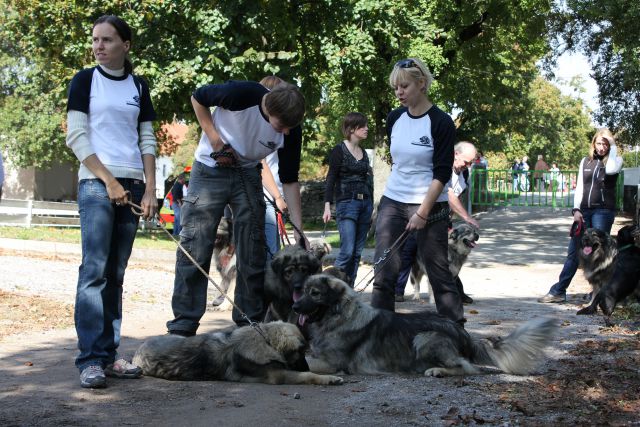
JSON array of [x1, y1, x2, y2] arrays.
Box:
[[395, 59, 424, 76]]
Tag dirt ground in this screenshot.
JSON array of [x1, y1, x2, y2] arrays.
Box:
[[1, 208, 639, 426]]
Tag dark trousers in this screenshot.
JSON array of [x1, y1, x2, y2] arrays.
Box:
[[167, 161, 266, 333], [372, 196, 463, 323]]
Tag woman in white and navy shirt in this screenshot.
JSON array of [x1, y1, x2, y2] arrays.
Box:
[[372, 58, 464, 325], [66, 15, 157, 388]]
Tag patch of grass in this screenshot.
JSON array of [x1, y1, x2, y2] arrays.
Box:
[[0, 226, 178, 251]]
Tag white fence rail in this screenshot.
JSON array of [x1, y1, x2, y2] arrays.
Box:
[[0, 199, 80, 227]]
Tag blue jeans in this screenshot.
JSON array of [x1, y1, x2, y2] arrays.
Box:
[[167, 161, 266, 331], [372, 196, 463, 323], [75, 178, 144, 371], [548, 208, 616, 297], [264, 196, 280, 265], [334, 197, 373, 287], [172, 202, 182, 236]]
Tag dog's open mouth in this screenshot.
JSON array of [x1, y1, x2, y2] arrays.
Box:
[[463, 238, 477, 249], [296, 307, 321, 327], [293, 290, 303, 302]]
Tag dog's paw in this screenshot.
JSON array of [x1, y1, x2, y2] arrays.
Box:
[[576, 306, 596, 315], [325, 375, 344, 385], [424, 367, 447, 377]]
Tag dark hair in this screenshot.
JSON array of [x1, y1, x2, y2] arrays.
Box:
[[93, 15, 133, 74], [341, 112, 368, 139], [264, 83, 305, 129]]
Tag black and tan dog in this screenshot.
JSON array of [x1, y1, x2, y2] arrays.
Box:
[[264, 243, 323, 323], [294, 274, 556, 377], [577, 225, 640, 323], [133, 321, 343, 385], [576, 227, 618, 304]]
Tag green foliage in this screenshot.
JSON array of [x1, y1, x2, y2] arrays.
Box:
[[0, 0, 594, 177], [549, 0, 640, 144]]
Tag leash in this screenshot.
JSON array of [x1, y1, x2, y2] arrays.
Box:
[[354, 206, 451, 293], [263, 191, 310, 249], [124, 197, 268, 341]]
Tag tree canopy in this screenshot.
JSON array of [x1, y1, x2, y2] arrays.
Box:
[[0, 0, 599, 173], [549, 0, 640, 145]]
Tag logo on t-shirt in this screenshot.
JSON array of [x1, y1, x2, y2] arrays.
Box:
[[411, 135, 432, 147], [126, 95, 141, 108], [258, 140, 277, 150]]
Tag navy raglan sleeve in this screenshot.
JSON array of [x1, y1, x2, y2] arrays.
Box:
[[135, 76, 157, 122], [385, 108, 405, 145], [67, 68, 95, 113], [277, 125, 303, 184], [323, 145, 342, 204], [430, 107, 455, 185], [192, 80, 267, 110]]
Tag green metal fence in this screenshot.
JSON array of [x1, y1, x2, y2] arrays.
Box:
[[468, 168, 625, 211]]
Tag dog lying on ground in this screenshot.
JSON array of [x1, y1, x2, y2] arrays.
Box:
[[132, 321, 343, 385], [210, 217, 237, 310], [294, 274, 556, 376], [577, 225, 640, 324], [576, 228, 618, 304], [410, 222, 479, 302]]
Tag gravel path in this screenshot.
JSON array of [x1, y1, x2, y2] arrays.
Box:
[[0, 208, 637, 426]]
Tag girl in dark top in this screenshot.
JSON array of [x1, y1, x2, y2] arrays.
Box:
[[323, 112, 373, 287], [539, 128, 623, 303]]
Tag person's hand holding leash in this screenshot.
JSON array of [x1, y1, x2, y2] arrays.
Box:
[[407, 211, 428, 231], [140, 189, 158, 220], [106, 179, 128, 206]]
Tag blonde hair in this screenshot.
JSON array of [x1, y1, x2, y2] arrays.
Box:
[[589, 128, 615, 161], [259, 75, 284, 90], [388, 58, 433, 94]]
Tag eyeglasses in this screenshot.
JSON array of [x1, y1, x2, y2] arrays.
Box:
[[395, 59, 424, 76]]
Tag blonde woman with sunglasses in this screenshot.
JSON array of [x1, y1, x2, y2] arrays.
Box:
[[372, 58, 464, 325]]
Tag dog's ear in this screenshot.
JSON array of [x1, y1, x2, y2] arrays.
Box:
[[297, 238, 308, 251], [270, 254, 287, 275], [450, 228, 460, 240]]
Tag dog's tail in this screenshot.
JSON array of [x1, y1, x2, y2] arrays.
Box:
[[471, 317, 557, 375]]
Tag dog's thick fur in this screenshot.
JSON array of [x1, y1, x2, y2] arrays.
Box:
[[577, 228, 618, 304], [211, 217, 237, 310], [411, 222, 479, 301], [264, 244, 322, 323], [577, 225, 640, 323], [294, 274, 556, 377], [132, 321, 343, 385]]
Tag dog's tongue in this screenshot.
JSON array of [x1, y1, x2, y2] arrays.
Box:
[[293, 290, 303, 302], [469, 241, 477, 248], [583, 246, 593, 255], [298, 314, 307, 327]]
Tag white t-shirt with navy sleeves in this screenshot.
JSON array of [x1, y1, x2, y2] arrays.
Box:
[[67, 66, 156, 173], [192, 80, 302, 184], [384, 105, 455, 204]]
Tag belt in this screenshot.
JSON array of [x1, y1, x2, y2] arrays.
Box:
[[353, 193, 370, 200]]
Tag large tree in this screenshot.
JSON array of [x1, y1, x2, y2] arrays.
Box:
[[1, 0, 557, 170], [549, 0, 640, 145]]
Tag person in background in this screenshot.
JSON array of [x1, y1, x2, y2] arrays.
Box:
[[0, 150, 4, 201], [511, 159, 521, 191], [322, 112, 374, 287], [395, 141, 479, 304], [373, 57, 463, 325], [519, 155, 530, 192], [533, 154, 549, 191], [538, 128, 623, 303], [259, 75, 289, 261], [66, 15, 157, 388], [548, 162, 560, 191], [171, 173, 186, 236]]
